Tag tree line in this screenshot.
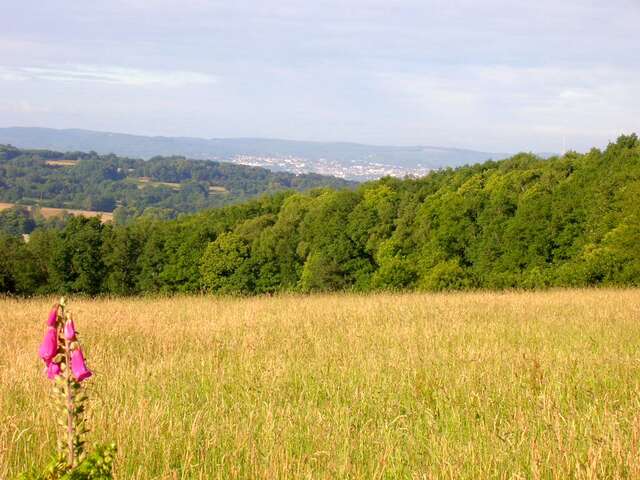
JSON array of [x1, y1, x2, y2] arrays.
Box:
[[1, 134, 638, 295]]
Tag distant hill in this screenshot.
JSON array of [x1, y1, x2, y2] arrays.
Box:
[[0, 144, 354, 223], [0, 127, 512, 180]]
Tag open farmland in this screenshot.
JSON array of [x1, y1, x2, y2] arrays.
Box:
[[0, 202, 113, 223], [2, 290, 640, 478], [44, 159, 79, 167], [35, 206, 113, 223]]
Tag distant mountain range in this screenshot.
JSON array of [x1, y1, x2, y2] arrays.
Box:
[[0, 127, 517, 180]]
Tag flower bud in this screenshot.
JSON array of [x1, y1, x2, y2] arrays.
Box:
[[71, 348, 92, 382], [64, 319, 76, 341], [39, 327, 58, 362], [47, 305, 59, 327]]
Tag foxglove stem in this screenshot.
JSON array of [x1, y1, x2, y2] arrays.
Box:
[[64, 310, 76, 467]]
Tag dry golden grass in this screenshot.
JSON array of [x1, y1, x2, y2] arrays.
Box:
[[135, 178, 229, 194], [0, 203, 113, 223], [136, 177, 182, 190], [208, 185, 229, 194], [2, 290, 640, 479], [44, 160, 79, 167], [37, 207, 113, 223]]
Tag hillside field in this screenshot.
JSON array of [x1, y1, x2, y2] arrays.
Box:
[[0, 202, 114, 223], [2, 290, 640, 478]]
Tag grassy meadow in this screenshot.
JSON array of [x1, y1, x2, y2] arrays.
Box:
[[2, 290, 640, 479]]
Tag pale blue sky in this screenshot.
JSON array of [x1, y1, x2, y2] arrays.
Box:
[[1, 0, 638, 152]]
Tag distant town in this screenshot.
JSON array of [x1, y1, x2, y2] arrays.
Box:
[[229, 154, 433, 181]]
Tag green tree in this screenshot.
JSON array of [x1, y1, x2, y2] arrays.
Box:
[[0, 206, 36, 235], [200, 232, 252, 294], [0, 233, 19, 293], [102, 226, 141, 294], [49, 217, 105, 295]]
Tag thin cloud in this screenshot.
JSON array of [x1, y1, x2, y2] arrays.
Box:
[[375, 64, 640, 150], [0, 65, 217, 87], [0, 100, 51, 114]]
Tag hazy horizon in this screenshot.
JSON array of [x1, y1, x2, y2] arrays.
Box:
[[2, 1, 639, 153], [1, 125, 516, 153]]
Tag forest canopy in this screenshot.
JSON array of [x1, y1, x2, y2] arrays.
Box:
[[1, 134, 638, 295]]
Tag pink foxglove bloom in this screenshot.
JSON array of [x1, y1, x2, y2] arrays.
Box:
[[46, 361, 61, 379], [71, 348, 92, 382], [47, 305, 59, 327], [39, 327, 58, 362], [64, 319, 76, 340]]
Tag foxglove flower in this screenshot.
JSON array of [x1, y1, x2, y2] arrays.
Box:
[[39, 327, 58, 362], [46, 361, 61, 379], [71, 348, 92, 382], [47, 305, 59, 327], [64, 319, 76, 340]]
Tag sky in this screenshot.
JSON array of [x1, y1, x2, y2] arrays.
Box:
[[1, 0, 638, 153]]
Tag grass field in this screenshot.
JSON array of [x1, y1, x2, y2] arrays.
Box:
[[44, 160, 79, 167], [129, 177, 229, 194], [2, 290, 640, 479], [0, 202, 113, 223]]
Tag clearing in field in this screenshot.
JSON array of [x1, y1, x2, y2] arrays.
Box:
[[0, 202, 113, 223], [209, 185, 229, 194], [2, 290, 640, 478], [44, 159, 79, 167], [131, 177, 230, 194], [38, 206, 113, 223], [135, 177, 182, 190]]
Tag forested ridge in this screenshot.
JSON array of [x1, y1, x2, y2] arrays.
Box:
[[0, 144, 353, 224], [1, 134, 638, 295]]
